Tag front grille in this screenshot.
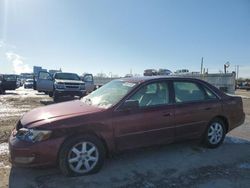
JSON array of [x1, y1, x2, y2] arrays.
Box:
[[65, 83, 80, 86], [65, 85, 79, 89], [16, 120, 23, 131]]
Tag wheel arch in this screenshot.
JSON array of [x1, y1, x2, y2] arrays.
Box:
[[211, 115, 229, 133], [57, 130, 110, 164]]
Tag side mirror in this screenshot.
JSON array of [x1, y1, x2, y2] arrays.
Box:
[[121, 100, 139, 111]]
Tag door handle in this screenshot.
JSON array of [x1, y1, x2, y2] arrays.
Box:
[[163, 112, 172, 117], [204, 107, 211, 110]]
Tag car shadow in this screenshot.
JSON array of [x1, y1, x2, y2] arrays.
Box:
[[8, 138, 250, 188], [2, 92, 18, 95]]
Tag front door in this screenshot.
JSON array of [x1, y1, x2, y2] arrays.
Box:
[[36, 71, 54, 92], [113, 81, 175, 151]]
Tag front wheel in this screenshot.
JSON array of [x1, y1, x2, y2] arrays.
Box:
[[53, 92, 59, 102], [203, 118, 226, 148], [48, 92, 53, 97], [59, 135, 105, 176], [0, 87, 5, 94]]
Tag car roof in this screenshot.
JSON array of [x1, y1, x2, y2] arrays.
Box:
[[55, 72, 78, 75], [118, 76, 202, 83]]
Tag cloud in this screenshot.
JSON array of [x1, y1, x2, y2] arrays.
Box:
[[0, 40, 4, 48], [0, 40, 16, 49], [5, 52, 32, 74]]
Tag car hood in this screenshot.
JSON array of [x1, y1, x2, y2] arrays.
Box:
[[55, 79, 84, 84], [21, 100, 103, 128]]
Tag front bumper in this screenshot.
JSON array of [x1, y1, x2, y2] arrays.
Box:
[[55, 89, 86, 97], [9, 130, 64, 167], [24, 84, 33, 88]]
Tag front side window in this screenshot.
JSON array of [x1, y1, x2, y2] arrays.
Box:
[[129, 82, 169, 107], [84, 74, 93, 82], [39, 72, 51, 80], [174, 81, 205, 103]]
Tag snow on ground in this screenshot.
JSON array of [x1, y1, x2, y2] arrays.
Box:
[[0, 87, 50, 119], [238, 163, 250, 169], [0, 162, 10, 169], [224, 135, 250, 144], [0, 143, 9, 155], [1, 87, 46, 99]]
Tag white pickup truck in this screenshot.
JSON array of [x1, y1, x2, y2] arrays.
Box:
[[36, 72, 88, 102]]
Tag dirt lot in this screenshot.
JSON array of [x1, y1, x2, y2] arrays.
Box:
[[0, 88, 250, 188]]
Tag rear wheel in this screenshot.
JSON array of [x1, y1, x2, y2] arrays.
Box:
[[59, 135, 105, 176], [203, 118, 226, 148]]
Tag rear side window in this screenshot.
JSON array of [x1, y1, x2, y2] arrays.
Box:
[[174, 81, 205, 103], [204, 87, 217, 99]]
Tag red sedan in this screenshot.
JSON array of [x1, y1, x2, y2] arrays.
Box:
[[9, 77, 245, 176]]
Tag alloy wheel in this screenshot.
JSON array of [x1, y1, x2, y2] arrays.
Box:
[[208, 122, 223, 145], [67, 141, 99, 173]]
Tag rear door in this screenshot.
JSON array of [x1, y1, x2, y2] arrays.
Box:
[[36, 71, 54, 92], [173, 80, 222, 140]]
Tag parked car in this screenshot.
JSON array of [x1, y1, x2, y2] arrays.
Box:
[[24, 79, 34, 89], [36, 72, 86, 102], [143, 69, 158, 76], [174, 69, 189, 74], [0, 74, 17, 94], [9, 77, 245, 176]]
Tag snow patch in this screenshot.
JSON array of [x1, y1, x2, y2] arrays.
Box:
[[0, 143, 9, 155], [238, 163, 250, 169], [224, 136, 250, 144], [0, 162, 10, 169]]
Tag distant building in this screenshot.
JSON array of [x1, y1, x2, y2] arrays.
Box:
[[20, 73, 34, 80], [33, 66, 42, 77], [33, 66, 61, 78], [49, 69, 61, 74]]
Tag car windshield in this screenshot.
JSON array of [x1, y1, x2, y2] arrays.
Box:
[[81, 80, 138, 109], [3, 75, 17, 81], [54, 73, 80, 80]]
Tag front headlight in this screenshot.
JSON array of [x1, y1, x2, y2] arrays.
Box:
[[55, 82, 65, 89], [16, 128, 52, 143], [80, 83, 85, 89]]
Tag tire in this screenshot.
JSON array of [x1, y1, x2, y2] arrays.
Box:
[[0, 88, 5, 94], [59, 135, 105, 177], [48, 92, 53, 97], [53, 92, 59, 102], [203, 118, 226, 148]]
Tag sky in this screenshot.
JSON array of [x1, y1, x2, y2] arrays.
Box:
[[0, 0, 250, 78]]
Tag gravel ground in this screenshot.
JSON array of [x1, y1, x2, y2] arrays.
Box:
[[0, 88, 250, 188]]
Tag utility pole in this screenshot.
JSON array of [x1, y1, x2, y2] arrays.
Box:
[[200, 57, 203, 74], [236, 65, 239, 80]]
